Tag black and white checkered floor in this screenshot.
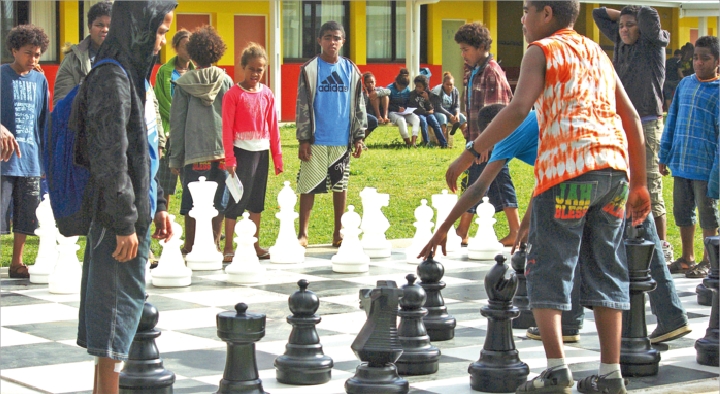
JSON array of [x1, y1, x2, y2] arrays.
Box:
[[1, 243, 718, 393]]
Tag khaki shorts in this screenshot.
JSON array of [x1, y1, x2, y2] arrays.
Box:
[[643, 118, 666, 217]]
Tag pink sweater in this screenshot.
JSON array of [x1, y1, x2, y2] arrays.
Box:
[[221, 83, 283, 173]]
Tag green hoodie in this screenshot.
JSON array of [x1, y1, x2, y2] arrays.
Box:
[[154, 56, 195, 134]]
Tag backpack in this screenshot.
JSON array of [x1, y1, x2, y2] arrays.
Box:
[[45, 59, 127, 236]]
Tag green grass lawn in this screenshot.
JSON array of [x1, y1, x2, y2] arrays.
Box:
[[0, 123, 709, 266]]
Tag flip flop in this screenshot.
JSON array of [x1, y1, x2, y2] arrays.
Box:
[[257, 251, 270, 260], [332, 239, 343, 247], [9, 264, 30, 279], [223, 253, 234, 263]]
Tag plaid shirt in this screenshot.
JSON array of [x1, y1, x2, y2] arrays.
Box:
[[462, 54, 513, 141]]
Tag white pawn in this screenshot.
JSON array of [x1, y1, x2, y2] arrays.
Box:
[[269, 181, 305, 264], [360, 187, 392, 258], [152, 214, 192, 287], [405, 199, 435, 264], [226, 212, 266, 283], [185, 177, 223, 271], [48, 234, 82, 294], [332, 206, 369, 273], [467, 197, 503, 260], [29, 195, 58, 284], [432, 190, 462, 253]]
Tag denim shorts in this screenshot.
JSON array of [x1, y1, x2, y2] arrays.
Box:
[[77, 222, 150, 361], [673, 176, 719, 229], [461, 161, 518, 213], [526, 169, 630, 311], [180, 161, 229, 216], [0, 175, 40, 235]]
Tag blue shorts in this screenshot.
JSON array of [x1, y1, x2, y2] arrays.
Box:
[[526, 169, 630, 311], [672, 176, 719, 229], [461, 161, 518, 214], [77, 222, 150, 361], [180, 161, 229, 216]]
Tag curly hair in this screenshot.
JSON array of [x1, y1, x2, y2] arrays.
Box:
[[413, 75, 428, 90], [527, 1, 580, 29], [171, 29, 191, 50], [240, 42, 267, 67], [620, 5, 641, 21], [362, 71, 375, 83], [696, 35, 720, 60], [87, 1, 112, 27], [477, 104, 505, 132], [5, 24, 49, 53], [454, 23, 492, 50], [186, 26, 226, 67]]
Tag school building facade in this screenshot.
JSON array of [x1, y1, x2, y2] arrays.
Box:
[[2, 0, 718, 121]]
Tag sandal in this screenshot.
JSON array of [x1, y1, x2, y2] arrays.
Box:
[[332, 239, 343, 247], [9, 264, 30, 279], [686, 260, 710, 278], [223, 252, 234, 263], [668, 257, 695, 274], [257, 251, 270, 260]]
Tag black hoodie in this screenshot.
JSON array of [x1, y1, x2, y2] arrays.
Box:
[[71, 0, 176, 236]]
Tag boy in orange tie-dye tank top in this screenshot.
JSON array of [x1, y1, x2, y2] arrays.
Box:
[[444, 2, 650, 393]]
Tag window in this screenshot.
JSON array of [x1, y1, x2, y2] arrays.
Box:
[[1, 1, 58, 63], [366, 1, 426, 63], [283, 1, 350, 62]]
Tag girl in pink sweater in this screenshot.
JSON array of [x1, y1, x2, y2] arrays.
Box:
[[221, 43, 283, 260]]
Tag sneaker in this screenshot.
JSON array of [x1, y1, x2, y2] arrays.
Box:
[[662, 241, 673, 264], [577, 373, 628, 394], [526, 326, 580, 343], [516, 366, 574, 393], [649, 323, 692, 344]]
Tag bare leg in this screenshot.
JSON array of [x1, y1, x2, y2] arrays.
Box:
[[680, 225, 696, 262], [457, 212, 474, 244], [95, 357, 120, 394], [702, 227, 719, 262], [212, 215, 224, 250], [332, 191, 346, 244], [381, 96, 390, 122], [499, 207, 520, 247], [594, 307, 622, 364], [532, 308, 564, 359], [165, 195, 173, 211], [224, 217, 236, 255], [11, 233, 27, 269], [298, 193, 314, 247], [248, 211, 267, 255], [183, 215, 195, 253], [655, 213, 667, 242], [410, 135, 417, 147]]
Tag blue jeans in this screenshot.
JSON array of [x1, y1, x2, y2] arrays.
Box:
[[562, 213, 688, 331], [77, 221, 150, 361], [417, 114, 447, 147], [417, 115, 430, 145], [462, 161, 518, 214], [433, 112, 467, 127], [365, 114, 379, 139], [527, 169, 631, 311]]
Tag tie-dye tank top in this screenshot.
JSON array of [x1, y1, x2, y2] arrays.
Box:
[[530, 29, 628, 197]]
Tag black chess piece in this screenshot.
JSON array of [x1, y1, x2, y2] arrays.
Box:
[[417, 254, 456, 341], [510, 243, 535, 329], [216, 303, 268, 394], [119, 299, 175, 393], [275, 279, 334, 384], [620, 225, 660, 377], [468, 255, 529, 392], [696, 236, 719, 367], [345, 280, 408, 394], [697, 283, 712, 306], [396, 274, 441, 376]]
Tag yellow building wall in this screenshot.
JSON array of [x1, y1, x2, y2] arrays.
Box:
[[58, 1, 80, 63], [163, 1, 270, 65], [427, 1, 487, 65], [350, 1, 366, 65]]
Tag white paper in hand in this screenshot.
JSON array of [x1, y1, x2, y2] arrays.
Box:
[[226, 173, 244, 202]]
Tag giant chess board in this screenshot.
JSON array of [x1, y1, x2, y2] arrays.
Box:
[[1, 243, 717, 393]]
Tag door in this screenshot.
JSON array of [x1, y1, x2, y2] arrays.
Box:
[[234, 15, 267, 85], [442, 20, 466, 111]]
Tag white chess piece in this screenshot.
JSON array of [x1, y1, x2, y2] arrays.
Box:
[[152, 214, 192, 287], [226, 212, 266, 283], [29, 195, 58, 284], [405, 199, 435, 264], [269, 181, 305, 264], [48, 234, 82, 294], [467, 197, 503, 260], [185, 177, 223, 271], [360, 187, 392, 258], [332, 206, 370, 273], [432, 190, 462, 253]]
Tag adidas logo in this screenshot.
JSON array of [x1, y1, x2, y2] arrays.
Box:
[[318, 71, 349, 92]]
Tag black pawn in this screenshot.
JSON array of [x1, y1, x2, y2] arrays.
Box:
[[119, 300, 175, 393], [510, 243, 535, 329], [696, 236, 719, 366], [216, 303, 267, 394], [417, 255, 456, 341], [275, 279, 334, 384], [345, 280, 408, 394], [620, 225, 660, 377], [396, 274, 441, 375], [468, 255, 529, 393]]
